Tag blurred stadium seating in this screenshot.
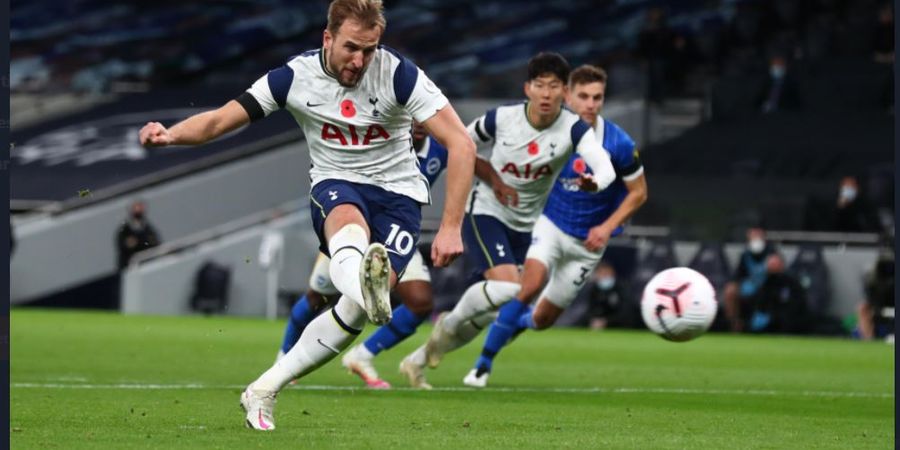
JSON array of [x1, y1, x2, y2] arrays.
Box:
[[9, 0, 893, 336]]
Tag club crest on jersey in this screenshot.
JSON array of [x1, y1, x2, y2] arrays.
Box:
[[425, 157, 441, 175], [500, 162, 553, 180], [321, 123, 391, 146]]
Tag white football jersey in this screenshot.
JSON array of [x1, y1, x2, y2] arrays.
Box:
[[466, 102, 615, 232], [244, 46, 448, 204]]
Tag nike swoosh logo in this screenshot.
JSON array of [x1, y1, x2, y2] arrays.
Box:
[[502, 141, 514, 146], [317, 338, 340, 354], [306, 101, 325, 107], [258, 410, 271, 430]]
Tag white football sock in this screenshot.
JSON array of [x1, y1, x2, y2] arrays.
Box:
[[418, 310, 499, 366], [407, 345, 427, 366], [446, 311, 498, 354], [349, 343, 374, 361], [328, 224, 369, 307], [253, 295, 366, 392], [442, 280, 520, 332]]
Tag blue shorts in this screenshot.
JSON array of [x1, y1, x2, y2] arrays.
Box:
[[310, 179, 422, 274], [462, 213, 531, 274]]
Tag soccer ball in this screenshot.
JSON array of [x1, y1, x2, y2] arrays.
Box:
[[640, 267, 717, 342]]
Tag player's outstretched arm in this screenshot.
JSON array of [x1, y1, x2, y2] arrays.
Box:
[[584, 172, 648, 251], [139, 100, 250, 148], [573, 127, 617, 192], [422, 105, 476, 267]]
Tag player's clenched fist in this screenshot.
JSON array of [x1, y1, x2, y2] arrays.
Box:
[[430, 227, 464, 267], [139, 122, 175, 147]]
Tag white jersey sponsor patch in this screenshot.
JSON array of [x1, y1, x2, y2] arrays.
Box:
[[245, 47, 449, 204]]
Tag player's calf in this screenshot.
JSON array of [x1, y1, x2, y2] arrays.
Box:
[[530, 298, 564, 330]]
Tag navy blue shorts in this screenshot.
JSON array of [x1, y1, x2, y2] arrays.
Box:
[[310, 179, 422, 274], [462, 213, 531, 274]]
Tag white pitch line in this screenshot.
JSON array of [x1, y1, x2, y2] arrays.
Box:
[[10, 382, 893, 399]]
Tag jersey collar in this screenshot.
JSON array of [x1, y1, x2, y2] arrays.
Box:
[[523, 101, 562, 131], [319, 47, 339, 81]]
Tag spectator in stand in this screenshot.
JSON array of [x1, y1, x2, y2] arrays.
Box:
[[745, 253, 808, 334], [637, 7, 675, 104], [585, 262, 636, 330], [833, 176, 881, 233], [723, 226, 778, 332], [856, 246, 894, 341], [873, 2, 894, 64], [757, 54, 801, 113], [116, 200, 161, 269]]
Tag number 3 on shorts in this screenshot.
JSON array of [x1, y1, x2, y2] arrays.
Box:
[[385, 223, 415, 255], [574, 266, 590, 285]]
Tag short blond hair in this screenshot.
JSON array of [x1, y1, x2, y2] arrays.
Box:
[[327, 0, 386, 34]]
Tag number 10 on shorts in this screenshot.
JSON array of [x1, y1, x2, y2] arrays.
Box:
[[385, 223, 415, 255]]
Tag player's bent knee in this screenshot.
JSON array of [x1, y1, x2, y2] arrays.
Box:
[[406, 299, 433, 316], [325, 211, 369, 242], [484, 264, 520, 283], [404, 292, 433, 315], [485, 280, 522, 307], [307, 290, 329, 311], [517, 281, 543, 304], [330, 223, 368, 244], [398, 282, 434, 315]]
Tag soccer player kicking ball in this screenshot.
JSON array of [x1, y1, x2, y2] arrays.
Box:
[[399, 54, 617, 386], [139, 0, 475, 430], [463, 65, 648, 387], [278, 123, 448, 390]]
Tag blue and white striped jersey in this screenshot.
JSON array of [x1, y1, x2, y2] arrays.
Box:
[[416, 136, 448, 186], [543, 116, 643, 240], [242, 46, 448, 204], [465, 102, 616, 232]]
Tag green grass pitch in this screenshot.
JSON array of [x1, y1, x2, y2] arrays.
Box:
[[10, 309, 894, 449]]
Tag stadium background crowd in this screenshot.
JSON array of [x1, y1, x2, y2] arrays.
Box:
[[9, 0, 894, 339]]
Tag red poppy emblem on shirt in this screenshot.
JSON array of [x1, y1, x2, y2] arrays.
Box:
[[340, 99, 356, 118], [527, 141, 539, 155], [572, 157, 586, 174]]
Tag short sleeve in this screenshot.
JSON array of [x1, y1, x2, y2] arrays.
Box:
[[403, 68, 449, 123], [245, 64, 295, 117], [385, 46, 449, 122]]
